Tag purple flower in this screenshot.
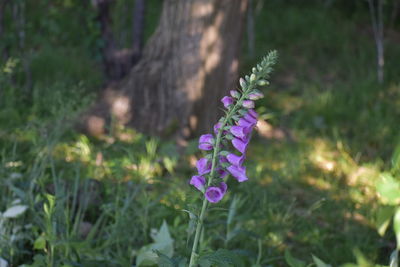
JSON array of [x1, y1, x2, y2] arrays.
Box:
[[227, 165, 248, 182], [248, 91, 264, 100], [232, 137, 249, 154], [205, 182, 227, 203], [242, 100, 255, 109], [230, 90, 240, 98], [230, 126, 247, 138], [238, 117, 256, 128], [199, 134, 214, 143], [221, 96, 234, 108], [226, 153, 245, 166], [198, 134, 214, 151], [190, 175, 206, 191], [196, 158, 211, 175]]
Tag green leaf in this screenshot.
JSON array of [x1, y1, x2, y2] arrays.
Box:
[[136, 220, 174, 266], [199, 249, 244, 267], [312, 254, 331, 267], [393, 208, 400, 249], [376, 174, 400, 205], [33, 236, 46, 250], [284, 250, 306, 267], [376, 206, 395, 236]]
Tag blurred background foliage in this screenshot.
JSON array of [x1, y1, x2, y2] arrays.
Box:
[[1, 0, 400, 266]]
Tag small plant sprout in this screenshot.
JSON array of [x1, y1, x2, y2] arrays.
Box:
[[188, 51, 278, 267]]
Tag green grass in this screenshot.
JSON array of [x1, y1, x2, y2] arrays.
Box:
[[1, 1, 400, 266]]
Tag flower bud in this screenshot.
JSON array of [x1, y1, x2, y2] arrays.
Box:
[[230, 90, 240, 99], [239, 78, 247, 88], [257, 79, 269, 86], [250, 73, 256, 82], [248, 90, 264, 100], [242, 100, 255, 109]]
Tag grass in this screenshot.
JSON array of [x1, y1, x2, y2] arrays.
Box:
[[1, 0, 400, 266]]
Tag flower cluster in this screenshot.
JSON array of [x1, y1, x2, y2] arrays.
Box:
[[189, 51, 277, 203]]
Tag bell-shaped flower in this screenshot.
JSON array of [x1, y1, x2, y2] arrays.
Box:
[[196, 158, 211, 175], [230, 126, 248, 139], [238, 117, 256, 129], [198, 134, 214, 151], [221, 96, 234, 108], [232, 137, 249, 154], [227, 165, 248, 182], [190, 175, 206, 191], [226, 153, 245, 166], [205, 182, 227, 203], [242, 100, 254, 109]]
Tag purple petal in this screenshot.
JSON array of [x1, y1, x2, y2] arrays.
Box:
[[243, 114, 257, 125], [205, 186, 225, 203], [221, 96, 234, 108], [230, 126, 247, 138], [232, 137, 248, 154], [190, 175, 206, 191], [242, 100, 255, 109], [199, 134, 214, 144], [247, 109, 258, 119], [196, 158, 211, 175], [226, 153, 245, 166], [238, 117, 256, 128], [227, 165, 248, 182], [219, 182, 228, 195], [199, 143, 213, 151]]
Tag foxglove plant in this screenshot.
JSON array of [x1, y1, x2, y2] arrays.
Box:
[[188, 51, 278, 267]]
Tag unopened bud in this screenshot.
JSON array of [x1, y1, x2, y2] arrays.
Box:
[[239, 78, 247, 88], [257, 79, 269, 86]]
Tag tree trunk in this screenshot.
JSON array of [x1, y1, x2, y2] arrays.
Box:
[[84, 0, 248, 138]]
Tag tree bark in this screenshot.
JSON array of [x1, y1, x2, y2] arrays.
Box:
[[84, 0, 248, 138]]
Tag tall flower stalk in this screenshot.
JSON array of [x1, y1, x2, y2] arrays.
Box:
[[188, 51, 278, 267]]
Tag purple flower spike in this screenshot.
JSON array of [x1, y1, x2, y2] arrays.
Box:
[[248, 91, 264, 100], [230, 126, 247, 138], [227, 165, 248, 182], [190, 175, 206, 191], [242, 100, 255, 109], [196, 158, 211, 175], [227, 153, 245, 166], [232, 137, 249, 154], [199, 134, 214, 151], [205, 182, 227, 203], [221, 96, 234, 108]]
